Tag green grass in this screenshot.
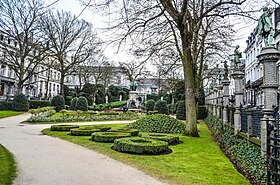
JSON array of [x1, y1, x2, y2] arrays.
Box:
[[0, 145, 16, 185], [42, 122, 250, 185], [0, 111, 23, 119]]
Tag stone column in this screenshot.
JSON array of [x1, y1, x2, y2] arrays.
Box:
[[213, 88, 218, 116], [231, 71, 245, 135], [218, 84, 223, 118], [257, 46, 280, 155], [247, 108, 253, 138], [222, 79, 231, 125]]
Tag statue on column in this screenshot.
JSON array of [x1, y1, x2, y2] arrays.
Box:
[[257, 6, 274, 46], [129, 81, 138, 91], [223, 60, 229, 79], [233, 45, 242, 70]]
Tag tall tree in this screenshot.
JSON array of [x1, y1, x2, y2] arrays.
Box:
[[0, 0, 48, 93], [82, 0, 253, 136], [40, 10, 97, 96]]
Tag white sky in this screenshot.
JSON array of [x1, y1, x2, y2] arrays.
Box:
[[44, 0, 279, 64]]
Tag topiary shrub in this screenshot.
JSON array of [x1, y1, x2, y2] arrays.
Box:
[[145, 100, 155, 112], [50, 125, 79, 131], [11, 93, 29, 111], [176, 100, 186, 120], [127, 114, 186, 134], [70, 128, 101, 136], [109, 128, 139, 136], [51, 95, 65, 112], [91, 132, 131, 143], [98, 112, 119, 115], [113, 137, 169, 154], [147, 110, 158, 115], [29, 100, 50, 109], [0, 101, 11, 110], [70, 97, 78, 110], [79, 125, 111, 132], [154, 100, 168, 115], [76, 96, 88, 111], [139, 133, 179, 144]]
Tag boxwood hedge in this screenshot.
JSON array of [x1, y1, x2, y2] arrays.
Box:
[[108, 129, 139, 136], [50, 125, 79, 131], [91, 132, 131, 143], [127, 114, 186, 134], [70, 128, 100, 136], [79, 125, 111, 132], [113, 137, 169, 154], [139, 133, 179, 144]]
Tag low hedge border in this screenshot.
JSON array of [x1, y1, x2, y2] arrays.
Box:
[[70, 128, 101, 136], [50, 125, 79, 131], [113, 137, 169, 154], [91, 132, 131, 143], [79, 126, 111, 132], [108, 129, 139, 136], [139, 133, 179, 144]]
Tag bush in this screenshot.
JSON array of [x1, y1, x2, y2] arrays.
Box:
[[98, 112, 119, 116], [139, 133, 179, 144], [109, 129, 139, 136], [91, 132, 131, 143], [70, 128, 101, 136], [11, 93, 29, 111], [51, 95, 65, 112], [29, 100, 51, 109], [50, 125, 79, 131], [198, 106, 207, 119], [176, 100, 186, 120], [70, 97, 78, 110], [206, 113, 266, 182], [127, 114, 186, 134], [79, 125, 111, 132], [145, 100, 155, 112], [113, 137, 169, 154], [0, 101, 11, 110], [154, 100, 168, 115], [76, 96, 88, 111], [147, 110, 158, 115]]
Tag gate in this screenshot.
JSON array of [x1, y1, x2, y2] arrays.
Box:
[[267, 115, 280, 184]]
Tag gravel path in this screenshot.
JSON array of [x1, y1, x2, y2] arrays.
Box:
[[0, 114, 166, 185]]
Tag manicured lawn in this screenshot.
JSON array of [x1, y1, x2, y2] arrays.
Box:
[[0, 111, 23, 119], [42, 122, 250, 185], [0, 145, 16, 185]]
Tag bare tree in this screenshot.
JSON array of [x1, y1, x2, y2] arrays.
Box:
[[0, 0, 48, 93], [82, 0, 275, 136], [119, 60, 150, 82], [40, 10, 96, 96]]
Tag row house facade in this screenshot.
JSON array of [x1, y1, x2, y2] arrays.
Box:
[[0, 32, 60, 100]]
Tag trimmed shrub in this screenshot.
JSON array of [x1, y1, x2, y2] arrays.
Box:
[[0, 101, 11, 110], [29, 100, 51, 109], [127, 114, 186, 134], [79, 125, 111, 132], [76, 96, 88, 111], [12, 93, 29, 111], [147, 110, 158, 115], [139, 133, 179, 144], [51, 95, 65, 112], [50, 125, 79, 131], [109, 129, 139, 136], [198, 106, 207, 119], [145, 100, 155, 112], [70, 128, 100, 136], [113, 137, 169, 154], [98, 112, 119, 116], [91, 132, 131, 143], [70, 97, 78, 110], [154, 100, 168, 115], [176, 100, 186, 120]]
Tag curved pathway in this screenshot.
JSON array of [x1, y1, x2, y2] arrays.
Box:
[[0, 114, 166, 185]]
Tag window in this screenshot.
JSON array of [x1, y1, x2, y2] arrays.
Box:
[[53, 84, 55, 91]]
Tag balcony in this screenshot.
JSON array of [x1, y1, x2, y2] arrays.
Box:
[[251, 77, 263, 88]]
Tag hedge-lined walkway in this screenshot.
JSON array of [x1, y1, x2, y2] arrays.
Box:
[[0, 114, 164, 185]]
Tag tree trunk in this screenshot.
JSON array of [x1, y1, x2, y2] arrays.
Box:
[[17, 80, 23, 94], [60, 72, 65, 96], [182, 47, 199, 137]]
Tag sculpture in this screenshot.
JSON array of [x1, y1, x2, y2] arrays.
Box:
[[233, 45, 242, 70], [129, 81, 138, 91], [223, 60, 229, 79], [257, 6, 274, 46]]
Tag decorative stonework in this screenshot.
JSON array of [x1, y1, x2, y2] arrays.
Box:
[[257, 46, 280, 62]]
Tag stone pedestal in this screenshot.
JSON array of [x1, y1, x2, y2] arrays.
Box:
[[222, 79, 231, 125], [257, 46, 280, 155], [218, 84, 223, 118], [231, 71, 245, 135], [213, 88, 218, 116]]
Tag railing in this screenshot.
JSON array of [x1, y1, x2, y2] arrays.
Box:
[[252, 108, 263, 137], [241, 107, 248, 133]]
